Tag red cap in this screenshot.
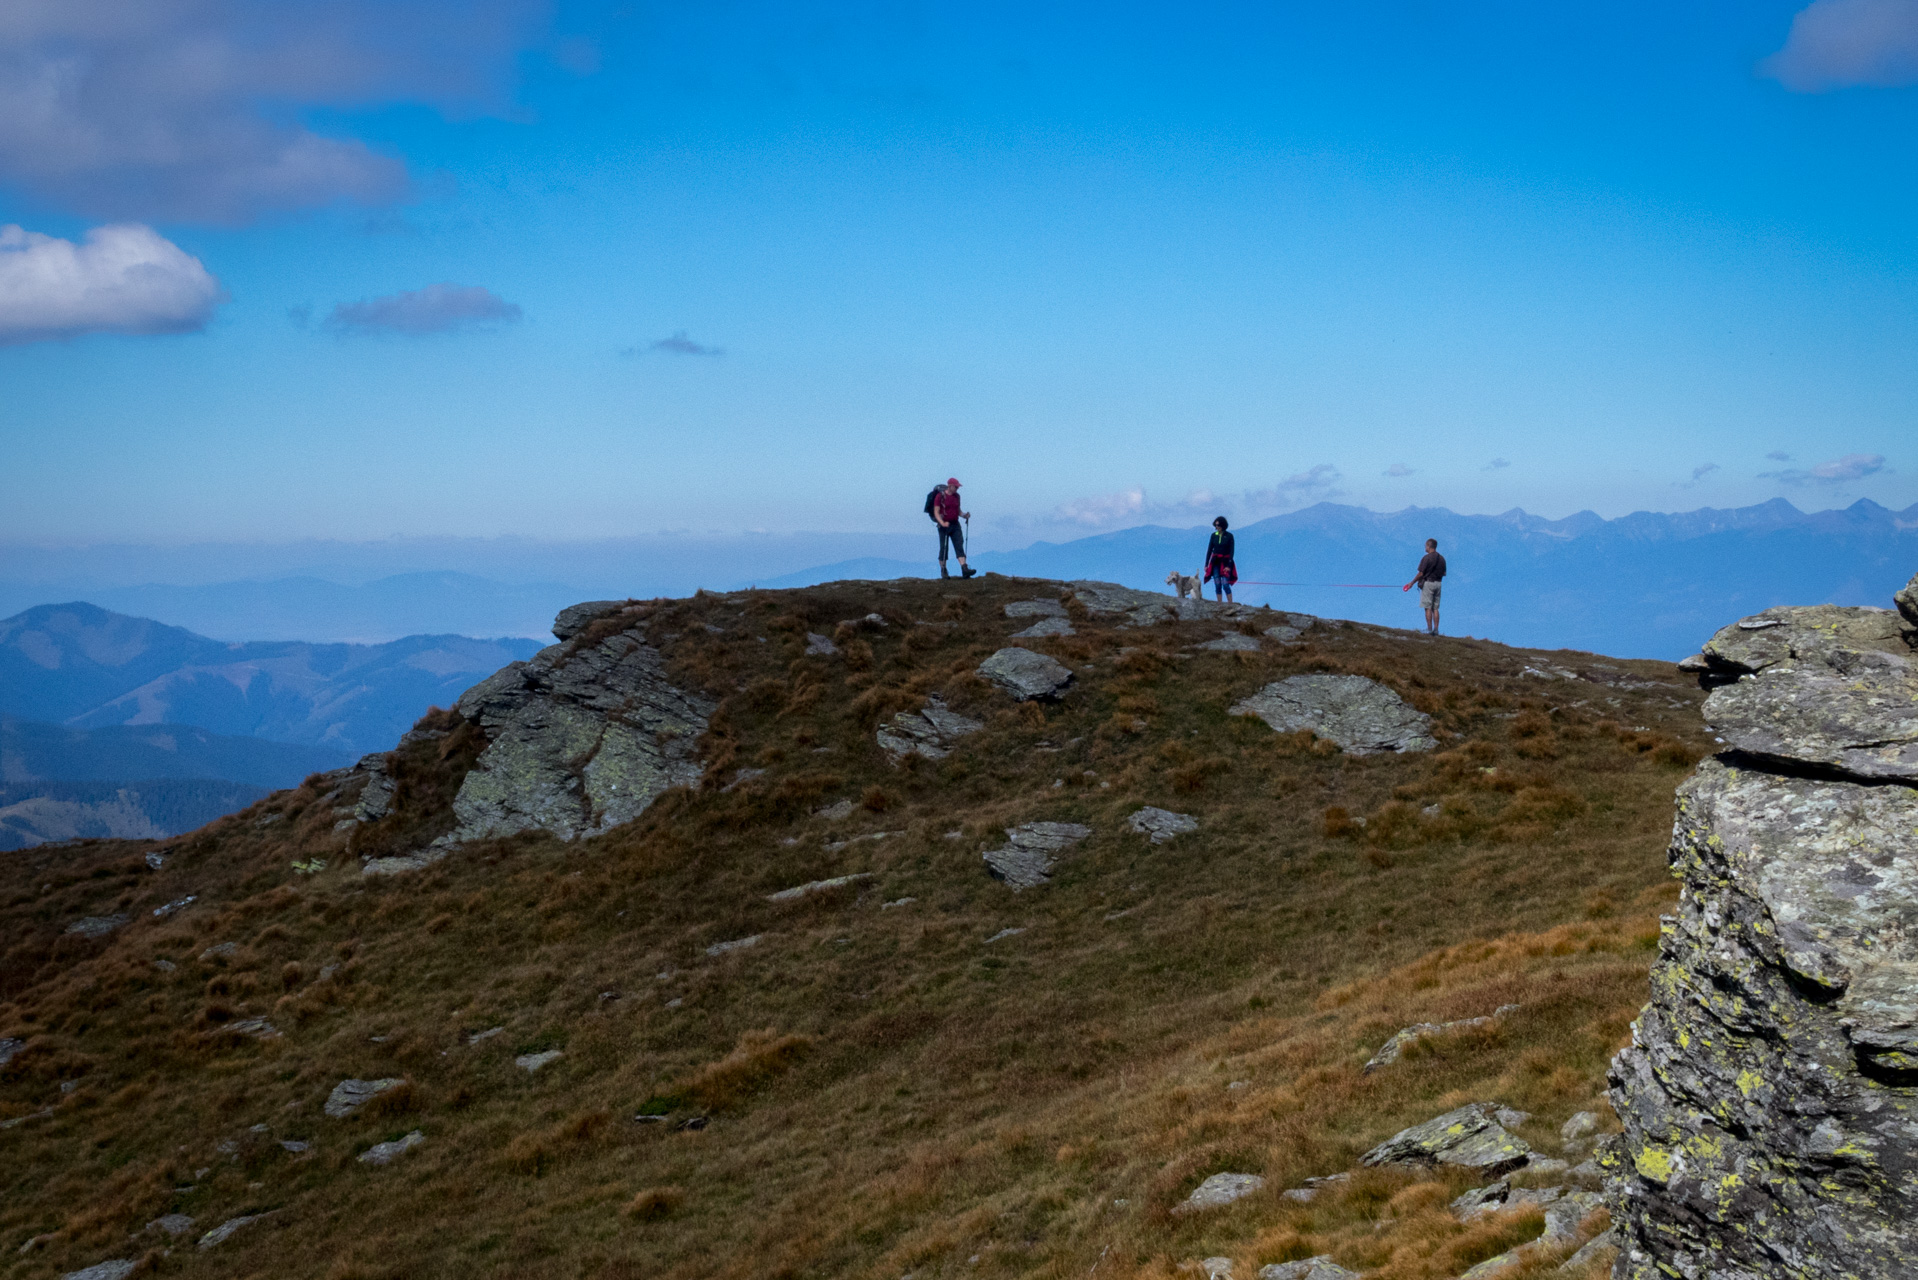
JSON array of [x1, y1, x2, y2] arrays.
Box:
[[947, 477, 961, 487]]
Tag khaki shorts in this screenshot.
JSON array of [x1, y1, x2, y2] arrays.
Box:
[[1419, 581, 1442, 610]]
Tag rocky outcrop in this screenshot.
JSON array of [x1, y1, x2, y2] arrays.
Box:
[[445, 614, 714, 844], [1229, 674, 1435, 755], [876, 699, 983, 762], [1173, 1171, 1264, 1213], [1127, 806, 1198, 843], [977, 647, 1074, 701], [1067, 579, 1254, 627], [982, 821, 1091, 889], [1607, 589, 1918, 1279], [1363, 1003, 1518, 1072], [1360, 1102, 1532, 1176], [325, 1077, 403, 1118]]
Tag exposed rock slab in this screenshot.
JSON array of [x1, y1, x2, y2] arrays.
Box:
[[0, 1037, 22, 1067], [1363, 1004, 1518, 1071], [877, 698, 983, 762], [62, 1263, 137, 1280], [1360, 1102, 1532, 1176], [1127, 806, 1198, 843], [147, 1214, 195, 1236], [1172, 1171, 1263, 1213], [447, 616, 715, 844], [64, 915, 127, 939], [1004, 599, 1068, 619], [1011, 616, 1076, 638], [1256, 1259, 1358, 1280], [1197, 632, 1261, 652], [551, 600, 631, 641], [1607, 755, 1918, 1278], [324, 1077, 403, 1118], [1068, 579, 1254, 627], [515, 1050, 563, 1072], [804, 632, 839, 656], [1704, 643, 1918, 782], [358, 1129, 425, 1165], [198, 1214, 265, 1249], [977, 647, 1074, 701], [982, 821, 1091, 890], [767, 873, 873, 902], [1230, 674, 1435, 755]]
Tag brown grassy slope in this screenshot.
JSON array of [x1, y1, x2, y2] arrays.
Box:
[[0, 576, 1705, 1280]]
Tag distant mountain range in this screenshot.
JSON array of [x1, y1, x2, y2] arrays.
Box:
[[0, 603, 548, 757], [769, 498, 1918, 659]]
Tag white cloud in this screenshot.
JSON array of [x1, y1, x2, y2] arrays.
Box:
[[1053, 487, 1150, 527], [1759, 452, 1888, 484], [0, 1, 548, 223], [1383, 463, 1414, 477], [1761, 0, 1918, 91], [1245, 464, 1343, 510], [1691, 462, 1720, 481], [0, 222, 223, 345], [326, 283, 521, 335]]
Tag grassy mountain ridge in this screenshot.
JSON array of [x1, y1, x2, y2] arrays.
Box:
[[0, 576, 1707, 1279]]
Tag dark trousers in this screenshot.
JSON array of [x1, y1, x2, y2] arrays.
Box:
[[938, 522, 966, 560]]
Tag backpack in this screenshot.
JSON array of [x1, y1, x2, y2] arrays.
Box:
[[924, 487, 942, 522]]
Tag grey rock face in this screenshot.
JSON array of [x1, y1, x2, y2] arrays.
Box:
[[1559, 1229, 1617, 1272], [767, 873, 874, 902], [352, 753, 395, 822], [551, 600, 631, 641], [64, 915, 128, 939], [197, 1214, 264, 1249], [61, 1262, 137, 1280], [804, 632, 839, 656], [324, 1077, 403, 1119], [0, 1037, 22, 1067], [1172, 1171, 1264, 1213], [982, 822, 1092, 890], [1010, 616, 1076, 638], [1229, 674, 1435, 755], [147, 1214, 195, 1236], [1127, 806, 1198, 843], [876, 698, 983, 762], [1705, 642, 1918, 782], [1560, 1111, 1599, 1142], [1197, 632, 1261, 652], [1898, 572, 1918, 629], [358, 1129, 425, 1164], [1256, 1259, 1358, 1280], [1363, 1004, 1517, 1072], [515, 1050, 563, 1072], [977, 647, 1074, 701], [1359, 1102, 1533, 1176], [1608, 576, 1918, 1280], [448, 620, 714, 844], [1004, 598, 1068, 619]]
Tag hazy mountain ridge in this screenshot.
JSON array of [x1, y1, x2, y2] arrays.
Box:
[[0, 603, 547, 757], [0, 778, 271, 852]]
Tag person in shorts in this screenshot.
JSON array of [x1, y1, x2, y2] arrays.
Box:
[[1403, 538, 1446, 635]]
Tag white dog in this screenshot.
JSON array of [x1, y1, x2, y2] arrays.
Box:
[[1165, 569, 1202, 600]]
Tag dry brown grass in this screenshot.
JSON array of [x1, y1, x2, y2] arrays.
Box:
[[0, 576, 1704, 1279]]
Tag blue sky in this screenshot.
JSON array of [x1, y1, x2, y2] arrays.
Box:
[[3, 1, 1917, 550]]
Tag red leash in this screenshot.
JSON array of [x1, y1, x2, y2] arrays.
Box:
[[1233, 581, 1399, 588]]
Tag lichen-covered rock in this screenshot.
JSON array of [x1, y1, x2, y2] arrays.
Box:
[[1704, 641, 1918, 782], [1359, 1102, 1532, 1175], [1698, 604, 1908, 679], [1898, 572, 1918, 629], [1606, 758, 1918, 1278], [358, 1129, 424, 1165], [1198, 632, 1261, 652], [447, 617, 714, 844], [977, 647, 1074, 701], [876, 699, 983, 762], [64, 915, 128, 939], [324, 1077, 403, 1118], [1004, 598, 1068, 619], [1229, 674, 1435, 755], [1011, 616, 1076, 638], [1067, 579, 1254, 627], [982, 822, 1091, 890], [1363, 1004, 1517, 1072], [551, 600, 632, 641]]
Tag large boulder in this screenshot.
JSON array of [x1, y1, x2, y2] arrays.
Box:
[[977, 647, 1074, 701], [1607, 574, 1918, 1279], [1067, 579, 1253, 626], [1698, 606, 1918, 782], [1229, 674, 1435, 755], [446, 613, 715, 844]]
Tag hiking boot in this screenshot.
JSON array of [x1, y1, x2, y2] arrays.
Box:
[[940, 566, 951, 579], [961, 566, 977, 579]]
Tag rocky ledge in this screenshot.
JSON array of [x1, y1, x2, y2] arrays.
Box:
[[1606, 571, 1918, 1278]]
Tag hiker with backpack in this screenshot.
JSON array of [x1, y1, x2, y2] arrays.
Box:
[[927, 478, 975, 579], [1203, 517, 1236, 602], [1402, 537, 1446, 635]]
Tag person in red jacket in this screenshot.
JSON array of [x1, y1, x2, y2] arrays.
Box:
[[934, 477, 975, 579]]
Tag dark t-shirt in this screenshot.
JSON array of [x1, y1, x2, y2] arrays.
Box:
[[1416, 551, 1446, 582]]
